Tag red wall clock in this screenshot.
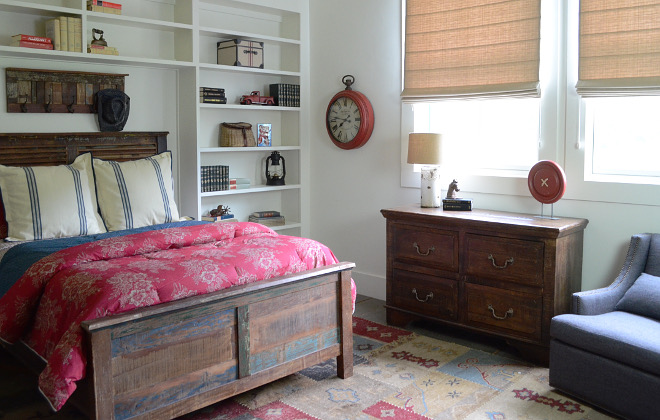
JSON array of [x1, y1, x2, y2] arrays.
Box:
[[326, 75, 375, 149], [528, 160, 567, 204]]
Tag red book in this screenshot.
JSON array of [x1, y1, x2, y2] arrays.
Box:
[[87, 0, 122, 9], [10, 40, 54, 50], [11, 34, 52, 44]]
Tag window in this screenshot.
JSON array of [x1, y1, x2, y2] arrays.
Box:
[[412, 98, 540, 174]]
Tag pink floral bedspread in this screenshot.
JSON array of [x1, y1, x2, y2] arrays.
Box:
[[0, 222, 356, 411]]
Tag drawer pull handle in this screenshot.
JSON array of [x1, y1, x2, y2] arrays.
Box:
[[412, 288, 433, 303], [488, 254, 514, 269], [413, 242, 435, 256], [488, 304, 514, 320]]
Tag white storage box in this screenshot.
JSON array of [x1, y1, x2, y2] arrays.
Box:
[[217, 39, 264, 68]]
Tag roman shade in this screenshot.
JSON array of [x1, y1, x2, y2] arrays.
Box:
[[402, 0, 541, 101], [577, 0, 660, 97]]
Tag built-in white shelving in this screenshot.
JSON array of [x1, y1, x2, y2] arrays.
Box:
[[0, 0, 310, 236]]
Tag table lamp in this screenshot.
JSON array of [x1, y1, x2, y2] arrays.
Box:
[[407, 133, 443, 208]]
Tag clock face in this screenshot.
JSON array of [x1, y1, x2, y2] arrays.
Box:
[[327, 96, 361, 143]]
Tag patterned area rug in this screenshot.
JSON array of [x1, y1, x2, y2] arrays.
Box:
[[0, 317, 615, 419]]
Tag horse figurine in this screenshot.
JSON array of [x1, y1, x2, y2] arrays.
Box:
[[446, 179, 460, 199]]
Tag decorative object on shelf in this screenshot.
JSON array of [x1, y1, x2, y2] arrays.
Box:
[[240, 91, 275, 105], [326, 75, 375, 149], [90, 28, 107, 46], [96, 88, 130, 131], [257, 123, 272, 147], [5, 68, 126, 114], [265, 151, 286, 186], [442, 179, 472, 211], [527, 160, 567, 219], [220, 122, 256, 147], [209, 205, 231, 217], [270, 83, 300, 107], [200, 87, 226, 104], [217, 39, 264, 68], [407, 133, 443, 208]]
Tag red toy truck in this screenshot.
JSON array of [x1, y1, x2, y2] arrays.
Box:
[[240, 91, 275, 105]]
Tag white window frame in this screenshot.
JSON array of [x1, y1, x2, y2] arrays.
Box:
[[401, 0, 660, 207]]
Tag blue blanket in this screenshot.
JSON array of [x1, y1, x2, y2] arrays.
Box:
[[0, 221, 206, 297]]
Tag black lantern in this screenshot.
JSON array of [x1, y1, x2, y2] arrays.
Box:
[[265, 151, 286, 186]]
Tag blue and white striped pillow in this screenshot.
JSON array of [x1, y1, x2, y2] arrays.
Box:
[[0, 153, 106, 241], [93, 151, 181, 231]]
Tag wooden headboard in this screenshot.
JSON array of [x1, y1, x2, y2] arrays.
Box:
[[0, 132, 168, 166]]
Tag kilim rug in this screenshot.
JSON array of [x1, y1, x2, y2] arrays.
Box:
[[0, 317, 616, 419]]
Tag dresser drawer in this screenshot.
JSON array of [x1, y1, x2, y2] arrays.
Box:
[[392, 225, 458, 271], [390, 269, 458, 321], [465, 283, 542, 340], [465, 234, 544, 286]]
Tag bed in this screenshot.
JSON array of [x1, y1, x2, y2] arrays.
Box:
[[0, 132, 355, 420]]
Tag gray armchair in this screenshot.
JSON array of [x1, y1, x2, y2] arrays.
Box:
[[550, 233, 660, 420]]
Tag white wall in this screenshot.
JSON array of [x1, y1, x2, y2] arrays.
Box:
[[0, 57, 180, 193], [309, 0, 660, 300]]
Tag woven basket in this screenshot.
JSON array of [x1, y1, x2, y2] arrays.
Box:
[[220, 122, 256, 147]]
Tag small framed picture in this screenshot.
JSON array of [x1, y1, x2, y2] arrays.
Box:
[[257, 123, 272, 147]]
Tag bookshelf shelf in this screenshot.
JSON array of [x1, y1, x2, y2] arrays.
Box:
[[200, 184, 301, 198]]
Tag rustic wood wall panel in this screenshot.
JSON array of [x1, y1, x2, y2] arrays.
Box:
[[5, 68, 127, 114]]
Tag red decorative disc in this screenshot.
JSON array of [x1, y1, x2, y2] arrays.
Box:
[[527, 160, 567, 204]]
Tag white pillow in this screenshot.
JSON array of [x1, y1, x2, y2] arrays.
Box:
[[0, 153, 106, 241], [93, 151, 181, 231]]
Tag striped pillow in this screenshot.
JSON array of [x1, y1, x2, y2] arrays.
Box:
[[0, 153, 106, 241], [93, 151, 181, 231]]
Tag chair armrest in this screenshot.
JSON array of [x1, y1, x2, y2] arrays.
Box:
[[572, 233, 652, 315]]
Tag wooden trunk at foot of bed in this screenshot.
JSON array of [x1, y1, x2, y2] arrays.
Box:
[[79, 262, 354, 420]]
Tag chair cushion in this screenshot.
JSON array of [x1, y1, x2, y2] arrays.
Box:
[[551, 311, 660, 376], [615, 273, 660, 321]]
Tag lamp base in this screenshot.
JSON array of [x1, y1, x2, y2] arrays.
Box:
[[420, 167, 441, 208]]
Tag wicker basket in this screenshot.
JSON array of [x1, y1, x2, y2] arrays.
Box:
[[220, 122, 256, 147]]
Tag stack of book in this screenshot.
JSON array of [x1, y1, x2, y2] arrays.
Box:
[[200, 165, 229, 192], [248, 211, 285, 227], [44, 16, 82, 52], [10, 34, 53, 50], [201, 213, 237, 222], [200, 87, 226, 104], [229, 177, 250, 190], [87, 0, 122, 15], [88, 44, 119, 55], [269, 83, 300, 107]]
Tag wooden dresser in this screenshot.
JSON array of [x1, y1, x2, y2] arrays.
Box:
[[381, 206, 588, 364]]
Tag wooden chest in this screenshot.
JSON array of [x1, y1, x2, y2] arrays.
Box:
[[381, 206, 588, 364]]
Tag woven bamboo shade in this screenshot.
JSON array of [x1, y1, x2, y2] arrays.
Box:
[[577, 0, 660, 97], [402, 0, 541, 101]]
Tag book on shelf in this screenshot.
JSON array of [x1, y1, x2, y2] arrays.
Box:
[[269, 83, 300, 107], [200, 97, 227, 104], [12, 34, 51, 44], [88, 0, 122, 8], [251, 210, 280, 218], [228, 184, 249, 190], [45, 19, 61, 50], [58, 16, 68, 51], [442, 198, 472, 211], [200, 165, 230, 192], [87, 45, 119, 55], [67, 17, 75, 52], [201, 214, 235, 222], [87, 0, 122, 14], [199, 87, 225, 95], [10, 40, 53, 50], [230, 178, 250, 185], [248, 215, 285, 227], [72, 17, 82, 52]]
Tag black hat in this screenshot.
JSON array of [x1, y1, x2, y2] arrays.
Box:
[[96, 89, 130, 132]]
